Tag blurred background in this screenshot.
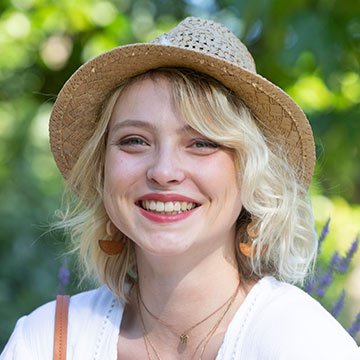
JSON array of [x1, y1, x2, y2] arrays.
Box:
[[0, 0, 359, 349]]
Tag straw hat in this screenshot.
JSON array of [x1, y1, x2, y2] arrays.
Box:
[[49, 17, 315, 188]]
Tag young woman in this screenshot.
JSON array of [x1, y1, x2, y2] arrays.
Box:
[[1, 17, 359, 359]]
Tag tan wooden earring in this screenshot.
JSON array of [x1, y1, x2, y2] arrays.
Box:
[[98, 220, 125, 255], [239, 220, 267, 257], [239, 242, 253, 257], [246, 222, 259, 238]]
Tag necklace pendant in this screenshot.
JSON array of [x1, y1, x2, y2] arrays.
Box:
[[180, 333, 189, 344]]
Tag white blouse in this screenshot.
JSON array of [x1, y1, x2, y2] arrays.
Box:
[[1, 276, 359, 359]]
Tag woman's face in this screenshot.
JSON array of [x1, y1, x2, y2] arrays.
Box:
[[103, 77, 242, 257]]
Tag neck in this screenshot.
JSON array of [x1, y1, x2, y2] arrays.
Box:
[[133, 240, 246, 340], [121, 240, 256, 359], [138, 237, 239, 304]]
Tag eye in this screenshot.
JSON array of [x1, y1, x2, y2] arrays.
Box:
[[113, 136, 150, 153], [191, 139, 218, 149], [189, 138, 219, 155], [117, 136, 148, 147]]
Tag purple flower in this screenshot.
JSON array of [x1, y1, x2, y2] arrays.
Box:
[[338, 236, 359, 273], [304, 250, 340, 296], [57, 257, 70, 295], [304, 220, 333, 295], [329, 251, 341, 269], [348, 313, 360, 338], [304, 275, 316, 294], [327, 251, 341, 272], [303, 220, 359, 342], [315, 252, 340, 298], [330, 290, 346, 319], [315, 270, 333, 298], [318, 218, 330, 254]]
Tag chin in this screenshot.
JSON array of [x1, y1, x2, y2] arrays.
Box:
[[136, 236, 194, 257]]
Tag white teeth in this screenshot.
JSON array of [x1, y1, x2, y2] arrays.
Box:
[[140, 200, 197, 213], [164, 202, 173, 212], [156, 202, 165, 212]]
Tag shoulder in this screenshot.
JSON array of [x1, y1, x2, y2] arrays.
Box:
[[244, 276, 359, 359], [23, 286, 117, 339], [67, 286, 123, 347], [1, 287, 124, 359]]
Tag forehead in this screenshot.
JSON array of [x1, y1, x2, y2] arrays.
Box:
[[114, 76, 174, 110], [123, 76, 172, 99], [109, 76, 185, 130]]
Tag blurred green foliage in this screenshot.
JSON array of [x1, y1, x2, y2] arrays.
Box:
[[1, 0, 359, 350]]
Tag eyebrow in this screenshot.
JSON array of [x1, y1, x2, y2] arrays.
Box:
[[109, 119, 157, 134], [109, 119, 197, 135]]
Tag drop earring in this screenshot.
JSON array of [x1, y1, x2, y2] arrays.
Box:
[[98, 220, 125, 255], [239, 221, 259, 257]]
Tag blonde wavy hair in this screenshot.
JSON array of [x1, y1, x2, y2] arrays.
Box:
[[59, 68, 318, 300]]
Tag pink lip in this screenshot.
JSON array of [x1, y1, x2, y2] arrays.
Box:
[[138, 206, 199, 223], [137, 193, 199, 203], [136, 193, 201, 223]]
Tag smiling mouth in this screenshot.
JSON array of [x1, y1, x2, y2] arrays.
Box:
[[137, 200, 200, 214]]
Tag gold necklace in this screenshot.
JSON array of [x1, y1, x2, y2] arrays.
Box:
[[190, 285, 239, 359], [137, 283, 240, 360], [138, 292, 162, 360], [137, 282, 240, 345]]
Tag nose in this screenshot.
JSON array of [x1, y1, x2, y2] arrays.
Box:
[[146, 147, 186, 187]]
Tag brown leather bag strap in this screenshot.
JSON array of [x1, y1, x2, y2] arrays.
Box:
[[53, 295, 70, 360]]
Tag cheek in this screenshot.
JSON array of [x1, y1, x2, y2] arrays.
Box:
[[199, 153, 239, 192], [201, 154, 242, 214], [102, 153, 138, 222], [102, 151, 151, 221], [103, 151, 144, 190]]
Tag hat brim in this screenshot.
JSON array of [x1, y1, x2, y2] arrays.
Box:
[[49, 43, 315, 188]]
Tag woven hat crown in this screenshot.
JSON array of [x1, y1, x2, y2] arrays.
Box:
[[151, 17, 256, 73]]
